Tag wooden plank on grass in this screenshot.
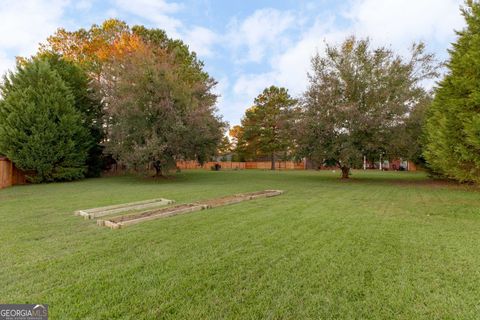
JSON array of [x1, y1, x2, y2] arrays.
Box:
[[74, 198, 175, 219], [99, 190, 284, 229], [245, 190, 284, 199], [102, 204, 205, 229], [116, 205, 205, 228]]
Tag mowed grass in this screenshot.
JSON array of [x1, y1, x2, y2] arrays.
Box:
[[1, 170, 480, 319]]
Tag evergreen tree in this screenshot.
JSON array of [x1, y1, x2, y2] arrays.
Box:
[[239, 86, 297, 170], [0, 60, 90, 182], [424, 1, 480, 183], [38, 54, 104, 177]]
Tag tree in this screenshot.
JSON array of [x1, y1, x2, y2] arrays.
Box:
[[424, 1, 480, 183], [40, 19, 210, 86], [234, 108, 263, 161], [39, 19, 143, 77], [239, 86, 297, 170], [229, 125, 248, 161], [297, 36, 438, 178], [216, 136, 232, 160], [0, 59, 90, 182], [34, 53, 104, 177], [36, 19, 225, 176], [102, 44, 224, 176], [391, 94, 433, 166]]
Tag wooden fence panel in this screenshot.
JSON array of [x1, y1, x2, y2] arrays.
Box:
[[0, 158, 13, 189], [0, 158, 27, 189], [176, 161, 304, 170], [12, 166, 27, 185], [244, 162, 256, 169]]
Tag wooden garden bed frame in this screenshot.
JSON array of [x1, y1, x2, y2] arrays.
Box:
[[97, 190, 283, 229], [74, 198, 175, 220]]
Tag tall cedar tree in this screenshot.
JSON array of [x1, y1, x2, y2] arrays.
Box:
[[239, 86, 297, 170], [0, 60, 90, 182], [298, 37, 438, 178], [35, 53, 104, 177], [424, 1, 480, 183]]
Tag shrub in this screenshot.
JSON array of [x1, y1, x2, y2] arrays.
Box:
[[0, 59, 90, 182], [211, 163, 221, 171]]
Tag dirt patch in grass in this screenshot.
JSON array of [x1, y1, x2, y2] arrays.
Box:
[[109, 204, 200, 223], [196, 190, 283, 208], [195, 195, 248, 208]]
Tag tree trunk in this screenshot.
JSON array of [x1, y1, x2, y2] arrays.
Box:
[[271, 153, 276, 170], [153, 162, 163, 178], [341, 166, 350, 179]]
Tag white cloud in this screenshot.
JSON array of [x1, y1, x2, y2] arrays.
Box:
[[214, 76, 249, 125], [0, 52, 15, 79], [75, 0, 93, 11], [227, 8, 296, 63], [113, 0, 184, 37], [184, 26, 218, 57], [270, 18, 344, 95], [0, 0, 69, 76], [346, 0, 465, 52], [217, 95, 252, 127], [230, 17, 342, 112], [214, 76, 229, 103], [233, 73, 275, 98], [113, 0, 219, 58]]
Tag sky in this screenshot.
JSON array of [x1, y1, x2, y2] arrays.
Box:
[[0, 0, 467, 126]]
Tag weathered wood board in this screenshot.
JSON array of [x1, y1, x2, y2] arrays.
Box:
[[99, 190, 284, 229], [74, 198, 174, 219]]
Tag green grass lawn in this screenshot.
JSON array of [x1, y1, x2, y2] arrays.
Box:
[[1, 170, 480, 319]]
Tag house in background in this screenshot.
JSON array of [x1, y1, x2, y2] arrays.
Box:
[[305, 158, 417, 171], [367, 159, 417, 171]]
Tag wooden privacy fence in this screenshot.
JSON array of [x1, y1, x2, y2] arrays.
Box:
[[0, 157, 27, 189], [175, 161, 246, 170], [176, 161, 306, 170]]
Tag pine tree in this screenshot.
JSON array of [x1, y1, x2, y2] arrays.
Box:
[[239, 86, 297, 170], [0, 59, 90, 182], [424, 1, 480, 183]]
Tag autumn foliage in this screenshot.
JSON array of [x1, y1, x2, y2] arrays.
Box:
[[0, 19, 225, 181]]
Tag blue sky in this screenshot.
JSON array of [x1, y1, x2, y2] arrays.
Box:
[[0, 0, 466, 126]]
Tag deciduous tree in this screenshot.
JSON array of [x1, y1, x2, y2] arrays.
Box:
[[297, 37, 438, 178], [103, 44, 224, 176]]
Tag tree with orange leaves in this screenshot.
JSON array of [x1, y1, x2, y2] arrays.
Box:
[[39, 19, 144, 77]]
